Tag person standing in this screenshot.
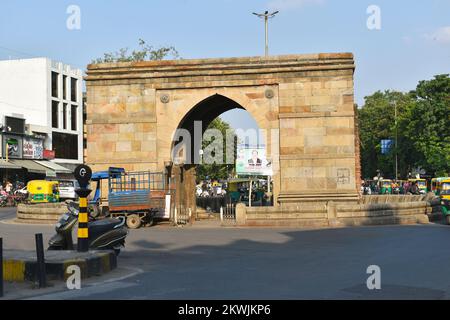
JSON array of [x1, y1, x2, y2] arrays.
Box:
[[5, 180, 12, 194]]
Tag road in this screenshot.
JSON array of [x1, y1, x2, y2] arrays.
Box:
[[1, 207, 450, 299]]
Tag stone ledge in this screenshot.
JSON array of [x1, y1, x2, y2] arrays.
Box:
[[86, 53, 355, 82]]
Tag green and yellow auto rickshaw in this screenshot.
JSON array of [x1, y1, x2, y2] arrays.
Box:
[[380, 179, 393, 194], [408, 179, 428, 194], [27, 180, 60, 203], [439, 178, 450, 224], [431, 177, 450, 196]]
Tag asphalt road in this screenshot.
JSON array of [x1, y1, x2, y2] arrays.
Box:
[[1, 207, 450, 299]]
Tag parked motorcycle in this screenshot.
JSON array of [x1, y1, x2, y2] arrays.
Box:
[[48, 202, 128, 255]]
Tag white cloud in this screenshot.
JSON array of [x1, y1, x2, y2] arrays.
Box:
[[424, 26, 450, 44], [267, 0, 325, 11]]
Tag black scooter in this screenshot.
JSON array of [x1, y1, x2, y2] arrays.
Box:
[[48, 202, 128, 255]]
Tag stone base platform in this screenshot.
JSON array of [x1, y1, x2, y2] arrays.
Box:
[[236, 195, 431, 228]]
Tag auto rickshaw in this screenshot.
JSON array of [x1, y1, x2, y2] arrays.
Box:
[[431, 177, 450, 196], [27, 180, 60, 203], [439, 178, 450, 224], [408, 179, 428, 194], [380, 179, 393, 194]]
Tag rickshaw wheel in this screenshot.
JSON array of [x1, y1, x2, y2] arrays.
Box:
[[126, 214, 142, 229]]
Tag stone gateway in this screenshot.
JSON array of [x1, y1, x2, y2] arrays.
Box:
[[85, 53, 360, 210]]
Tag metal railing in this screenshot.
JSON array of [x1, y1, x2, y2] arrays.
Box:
[[109, 171, 166, 193]]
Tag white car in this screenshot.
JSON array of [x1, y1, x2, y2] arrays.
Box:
[[58, 180, 80, 200]]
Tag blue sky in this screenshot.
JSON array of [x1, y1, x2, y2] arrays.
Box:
[[1, 0, 449, 131]]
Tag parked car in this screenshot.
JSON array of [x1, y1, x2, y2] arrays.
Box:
[[57, 179, 80, 200]]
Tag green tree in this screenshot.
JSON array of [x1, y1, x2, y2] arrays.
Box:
[[92, 39, 179, 64], [359, 74, 450, 179], [406, 74, 450, 176], [358, 90, 416, 179], [196, 118, 237, 182]]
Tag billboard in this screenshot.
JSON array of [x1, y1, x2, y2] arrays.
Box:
[[23, 137, 44, 159], [236, 145, 272, 176], [2, 134, 23, 159]]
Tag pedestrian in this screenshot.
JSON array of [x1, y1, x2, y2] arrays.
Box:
[[5, 180, 12, 194], [409, 181, 420, 195]]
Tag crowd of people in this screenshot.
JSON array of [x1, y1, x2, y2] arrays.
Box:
[[0, 180, 27, 206], [361, 180, 423, 195], [196, 180, 227, 198]]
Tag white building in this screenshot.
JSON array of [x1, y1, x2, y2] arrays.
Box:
[[0, 57, 84, 181]]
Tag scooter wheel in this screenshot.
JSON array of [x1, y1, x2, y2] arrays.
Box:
[[126, 214, 142, 229]]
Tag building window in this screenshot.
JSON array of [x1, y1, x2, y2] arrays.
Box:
[[71, 105, 77, 131], [52, 101, 59, 128], [52, 132, 78, 160], [51, 72, 59, 98], [71, 78, 77, 102], [5, 116, 25, 134], [63, 103, 67, 130], [63, 75, 67, 100]]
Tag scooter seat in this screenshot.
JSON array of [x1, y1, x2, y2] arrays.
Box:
[[88, 218, 124, 239]]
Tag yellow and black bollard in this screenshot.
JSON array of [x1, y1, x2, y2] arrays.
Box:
[[74, 165, 92, 252]]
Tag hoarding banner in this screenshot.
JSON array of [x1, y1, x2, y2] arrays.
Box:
[[2, 134, 23, 159], [23, 137, 44, 159], [236, 145, 273, 176]]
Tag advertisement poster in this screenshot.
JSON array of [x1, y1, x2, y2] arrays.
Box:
[[236, 145, 272, 176], [23, 137, 44, 159], [2, 134, 23, 159]]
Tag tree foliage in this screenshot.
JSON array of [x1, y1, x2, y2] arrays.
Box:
[[196, 118, 237, 182], [92, 39, 179, 64], [359, 74, 450, 179]]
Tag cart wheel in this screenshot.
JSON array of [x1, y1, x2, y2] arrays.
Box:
[[126, 214, 142, 229]]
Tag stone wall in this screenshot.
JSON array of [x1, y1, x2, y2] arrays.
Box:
[[241, 195, 430, 227]]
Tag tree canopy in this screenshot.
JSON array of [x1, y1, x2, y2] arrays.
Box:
[[359, 74, 450, 179], [196, 118, 237, 182], [92, 39, 179, 64]]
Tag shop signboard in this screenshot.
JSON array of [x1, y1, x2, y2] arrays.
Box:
[[23, 136, 44, 159], [2, 134, 23, 159], [43, 149, 56, 160]]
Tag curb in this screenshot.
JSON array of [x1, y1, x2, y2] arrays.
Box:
[[3, 250, 117, 282]]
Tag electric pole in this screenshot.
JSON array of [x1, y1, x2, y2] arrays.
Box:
[[253, 10, 279, 57]]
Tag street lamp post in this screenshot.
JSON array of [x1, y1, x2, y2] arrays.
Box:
[[391, 101, 398, 181], [253, 11, 279, 57]]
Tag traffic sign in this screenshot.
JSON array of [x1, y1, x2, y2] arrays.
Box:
[[74, 165, 92, 188]]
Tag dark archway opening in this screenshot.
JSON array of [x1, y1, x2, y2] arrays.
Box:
[[169, 94, 272, 222]]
